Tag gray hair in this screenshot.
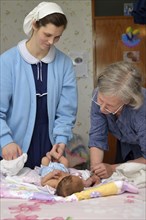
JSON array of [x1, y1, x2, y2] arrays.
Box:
[[96, 61, 144, 109]]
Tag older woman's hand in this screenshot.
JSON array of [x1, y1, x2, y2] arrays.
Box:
[[91, 163, 114, 179]]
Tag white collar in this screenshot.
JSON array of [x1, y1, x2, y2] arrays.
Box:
[[17, 39, 56, 64]]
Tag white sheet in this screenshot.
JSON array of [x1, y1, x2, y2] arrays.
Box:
[[1, 162, 146, 220], [1, 188, 146, 220]]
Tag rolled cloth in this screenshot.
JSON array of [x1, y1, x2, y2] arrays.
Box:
[[23, 2, 64, 37]]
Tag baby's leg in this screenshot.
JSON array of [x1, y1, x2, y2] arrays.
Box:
[[41, 156, 51, 166], [59, 156, 69, 168]]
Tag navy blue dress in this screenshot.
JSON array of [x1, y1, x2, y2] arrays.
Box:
[[25, 62, 52, 169]]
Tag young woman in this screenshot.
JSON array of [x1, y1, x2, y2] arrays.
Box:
[[0, 2, 78, 168]]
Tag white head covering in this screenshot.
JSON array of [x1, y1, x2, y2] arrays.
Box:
[[23, 2, 65, 37]]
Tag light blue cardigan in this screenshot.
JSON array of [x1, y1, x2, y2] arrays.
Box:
[[0, 43, 78, 155]]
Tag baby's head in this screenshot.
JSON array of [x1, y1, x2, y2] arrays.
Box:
[[56, 175, 84, 197]]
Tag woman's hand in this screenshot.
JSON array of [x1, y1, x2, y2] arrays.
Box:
[[91, 163, 114, 179], [46, 143, 65, 160], [2, 143, 22, 160]]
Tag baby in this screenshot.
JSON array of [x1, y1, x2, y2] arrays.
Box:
[[40, 154, 100, 197]]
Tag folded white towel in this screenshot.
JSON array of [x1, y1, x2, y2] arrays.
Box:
[[106, 162, 146, 188], [0, 153, 27, 176]]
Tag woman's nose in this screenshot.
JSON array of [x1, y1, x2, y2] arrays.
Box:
[[99, 103, 106, 111], [48, 38, 54, 45]]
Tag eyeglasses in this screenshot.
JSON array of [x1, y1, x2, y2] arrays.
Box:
[[91, 92, 124, 115]]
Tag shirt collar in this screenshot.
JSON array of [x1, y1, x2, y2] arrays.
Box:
[[17, 39, 56, 64]]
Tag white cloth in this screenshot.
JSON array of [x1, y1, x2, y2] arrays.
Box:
[[106, 162, 146, 188], [0, 153, 27, 176], [23, 2, 64, 37]]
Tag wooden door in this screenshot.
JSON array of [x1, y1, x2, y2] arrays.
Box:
[[92, 16, 146, 164], [93, 16, 146, 87]]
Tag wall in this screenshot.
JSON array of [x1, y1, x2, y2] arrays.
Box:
[[0, 0, 94, 149]]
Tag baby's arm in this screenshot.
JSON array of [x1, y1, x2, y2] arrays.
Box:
[[41, 170, 61, 186], [83, 174, 101, 187]]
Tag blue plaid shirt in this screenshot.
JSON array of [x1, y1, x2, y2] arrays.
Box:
[[89, 88, 146, 160]]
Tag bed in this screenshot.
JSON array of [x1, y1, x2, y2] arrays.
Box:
[[1, 163, 146, 220]]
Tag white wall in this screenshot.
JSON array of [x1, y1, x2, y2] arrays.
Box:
[[0, 0, 94, 148]]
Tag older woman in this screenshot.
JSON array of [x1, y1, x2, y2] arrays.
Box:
[[89, 61, 146, 179]]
